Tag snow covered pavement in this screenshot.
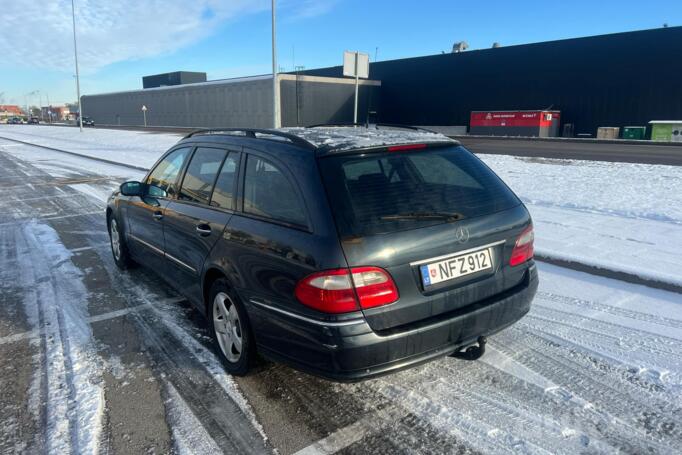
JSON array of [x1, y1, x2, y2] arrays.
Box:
[[1, 127, 681, 454], [476, 154, 682, 288], [0, 124, 178, 169]]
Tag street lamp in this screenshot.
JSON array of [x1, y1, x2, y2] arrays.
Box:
[[71, 0, 83, 132], [271, 0, 280, 128], [25, 90, 39, 118]]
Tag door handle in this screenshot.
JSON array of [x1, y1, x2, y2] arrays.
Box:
[[196, 224, 212, 236], [153, 211, 163, 220]]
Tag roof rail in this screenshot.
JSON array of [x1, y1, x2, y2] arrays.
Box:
[[183, 128, 317, 150], [305, 123, 439, 134]]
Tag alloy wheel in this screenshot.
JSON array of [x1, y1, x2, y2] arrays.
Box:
[[213, 292, 243, 363]]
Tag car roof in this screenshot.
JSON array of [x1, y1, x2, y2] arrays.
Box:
[[181, 126, 457, 156]]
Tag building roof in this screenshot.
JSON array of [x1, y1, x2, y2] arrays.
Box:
[[0, 105, 23, 115], [649, 120, 682, 124]]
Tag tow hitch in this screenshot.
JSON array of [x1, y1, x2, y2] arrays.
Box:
[[451, 336, 487, 361]]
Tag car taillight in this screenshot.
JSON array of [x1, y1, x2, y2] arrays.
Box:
[[510, 225, 534, 266], [294, 267, 399, 314], [351, 267, 400, 309]]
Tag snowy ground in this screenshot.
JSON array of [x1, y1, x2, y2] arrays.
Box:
[[482, 155, 682, 287], [1, 126, 681, 454], [0, 124, 178, 168]]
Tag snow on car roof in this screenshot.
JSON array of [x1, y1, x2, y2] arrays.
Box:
[[280, 126, 457, 153]]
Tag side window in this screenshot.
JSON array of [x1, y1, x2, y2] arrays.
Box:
[[146, 147, 191, 197], [243, 155, 307, 227], [178, 147, 227, 205], [210, 153, 239, 209]]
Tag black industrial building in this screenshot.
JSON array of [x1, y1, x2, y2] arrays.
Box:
[[302, 27, 682, 136], [142, 71, 207, 89]]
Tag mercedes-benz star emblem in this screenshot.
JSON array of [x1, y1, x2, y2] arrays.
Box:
[[454, 226, 470, 244]]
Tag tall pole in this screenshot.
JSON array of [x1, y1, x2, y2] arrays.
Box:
[[271, 0, 280, 128], [353, 51, 359, 124], [71, 0, 83, 132]]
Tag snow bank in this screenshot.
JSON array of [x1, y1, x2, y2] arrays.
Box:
[[0, 125, 178, 168], [480, 155, 682, 286]]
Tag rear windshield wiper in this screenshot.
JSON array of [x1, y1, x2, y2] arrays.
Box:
[[379, 211, 465, 222]]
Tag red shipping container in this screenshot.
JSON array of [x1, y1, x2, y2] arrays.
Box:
[[469, 110, 560, 137]]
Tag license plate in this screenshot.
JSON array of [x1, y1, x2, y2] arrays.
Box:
[[420, 248, 493, 287]]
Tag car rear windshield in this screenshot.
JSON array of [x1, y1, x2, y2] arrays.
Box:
[[318, 145, 520, 237]]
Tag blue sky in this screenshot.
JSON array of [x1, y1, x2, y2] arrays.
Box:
[[1, 0, 679, 106]]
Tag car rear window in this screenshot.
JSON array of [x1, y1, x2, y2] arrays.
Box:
[[318, 145, 520, 237]]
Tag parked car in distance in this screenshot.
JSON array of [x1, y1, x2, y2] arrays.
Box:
[[106, 126, 538, 380], [81, 116, 95, 127], [28, 117, 40, 124], [7, 117, 23, 124]]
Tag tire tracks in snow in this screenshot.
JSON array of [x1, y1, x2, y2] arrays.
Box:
[[85, 231, 272, 454], [537, 290, 682, 331], [492, 328, 682, 450], [11, 221, 105, 454]]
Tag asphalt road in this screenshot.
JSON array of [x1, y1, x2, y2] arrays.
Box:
[[458, 137, 682, 165], [1, 139, 681, 454]]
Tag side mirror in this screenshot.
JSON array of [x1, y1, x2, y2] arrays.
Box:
[[120, 181, 144, 197]]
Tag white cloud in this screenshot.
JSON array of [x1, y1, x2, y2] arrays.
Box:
[[0, 0, 333, 74], [280, 0, 339, 20]]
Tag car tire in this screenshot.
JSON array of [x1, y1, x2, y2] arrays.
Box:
[[108, 216, 135, 270], [209, 279, 254, 376]]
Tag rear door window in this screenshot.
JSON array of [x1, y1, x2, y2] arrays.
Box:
[[178, 147, 227, 205], [243, 155, 307, 227], [209, 153, 239, 210], [319, 145, 520, 237]]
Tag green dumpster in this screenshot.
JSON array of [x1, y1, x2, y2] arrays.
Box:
[[649, 121, 682, 142], [622, 126, 646, 140]]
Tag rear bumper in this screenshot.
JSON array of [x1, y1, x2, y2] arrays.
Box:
[[248, 263, 538, 381]]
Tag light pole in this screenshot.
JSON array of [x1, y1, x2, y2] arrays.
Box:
[[25, 92, 34, 118], [271, 0, 280, 128], [71, 0, 83, 132], [37, 90, 43, 121]]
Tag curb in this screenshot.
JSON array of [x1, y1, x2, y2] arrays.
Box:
[[451, 134, 682, 148], [536, 255, 682, 294]]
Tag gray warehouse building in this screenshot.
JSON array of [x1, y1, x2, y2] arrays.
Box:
[[81, 74, 380, 129]]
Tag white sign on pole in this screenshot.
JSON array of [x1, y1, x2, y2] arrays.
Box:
[[343, 51, 369, 78], [343, 51, 370, 123]]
